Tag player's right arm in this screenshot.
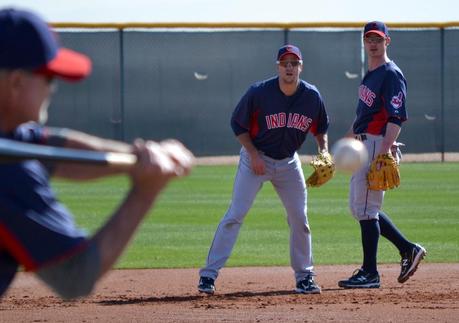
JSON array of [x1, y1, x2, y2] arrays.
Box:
[[92, 139, 194, 277], [236, 132, 265, 175], [35, 139, 194, 299], [231, 87, 266, 175]]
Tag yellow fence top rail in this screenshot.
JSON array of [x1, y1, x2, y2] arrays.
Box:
[[51, 22, 459, 29]]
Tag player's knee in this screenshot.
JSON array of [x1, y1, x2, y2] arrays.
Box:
[[221, 217, 244, 230], [287, 216, 310, 234], [350, 208, 364, 221], [349, 205, 357, 217], [349, 202, 362, 219], [223, 207, 248, 224], [286, 209, 307, 223], [36, 243, 101, 300]]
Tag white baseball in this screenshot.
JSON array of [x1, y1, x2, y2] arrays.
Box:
[[332, 138, 368, 173]]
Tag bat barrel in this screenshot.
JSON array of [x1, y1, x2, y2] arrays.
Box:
[[0, 138, 137, 166]]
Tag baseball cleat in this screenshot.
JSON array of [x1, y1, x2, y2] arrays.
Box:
[[295, 275, 321, 294], [198, 276, 215, 295], [338, 269, 380, 288], [398, 243, 427, 283]]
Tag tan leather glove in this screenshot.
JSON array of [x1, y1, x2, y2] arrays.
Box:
[[367, 153, 400, 190], [306, 152, 335, 188]]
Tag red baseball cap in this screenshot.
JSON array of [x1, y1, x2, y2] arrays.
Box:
[[0, 8, 91, 81]]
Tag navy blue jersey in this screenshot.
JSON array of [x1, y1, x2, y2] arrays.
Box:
[[0, 123, 87, 297], [231, 77, 329, 159], [353, 61, 407, 135]]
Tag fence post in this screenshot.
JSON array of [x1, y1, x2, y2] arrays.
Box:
[[440, 27, 445, 162], [118, 28, 125, 142]]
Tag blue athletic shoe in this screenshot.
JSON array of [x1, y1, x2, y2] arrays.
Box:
[[295, 275, 321, 294], [338, 269, 380, 289], [198, 276, 215, 294]]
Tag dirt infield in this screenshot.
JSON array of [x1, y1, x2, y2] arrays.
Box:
[[1, 263, 458, 322]]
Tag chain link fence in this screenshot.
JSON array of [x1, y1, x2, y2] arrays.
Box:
[[49, 25, 459, 158]]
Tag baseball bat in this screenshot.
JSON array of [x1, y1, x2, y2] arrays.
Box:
[[0, 138, 137, 167]]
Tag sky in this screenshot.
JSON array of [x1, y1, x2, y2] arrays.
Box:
[[0, 0, 458, 23]]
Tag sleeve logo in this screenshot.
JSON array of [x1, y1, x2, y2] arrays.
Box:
[[390, 92, 404, 109]]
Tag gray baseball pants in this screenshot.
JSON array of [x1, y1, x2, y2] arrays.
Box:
[[199, 147, 314, 283], [349, 133, 385, 220]]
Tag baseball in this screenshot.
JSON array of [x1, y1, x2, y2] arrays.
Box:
[[331, 138, 368, 173]]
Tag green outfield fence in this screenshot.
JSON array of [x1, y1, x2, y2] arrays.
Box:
[[48, 22, 459, 159]]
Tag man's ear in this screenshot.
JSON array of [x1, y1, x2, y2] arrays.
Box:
[[385, 36, 391, 46], [7, 70, 25, 89], [0, 71, 23, 113], [8, 70, 28, 99]]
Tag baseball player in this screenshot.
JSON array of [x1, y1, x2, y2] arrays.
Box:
[[338, 21, 426, 288], [198, 45, 330, 295], [0, 8, 193, 299]]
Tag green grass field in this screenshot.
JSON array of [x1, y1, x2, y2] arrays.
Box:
[[51, 162, 459, 269]]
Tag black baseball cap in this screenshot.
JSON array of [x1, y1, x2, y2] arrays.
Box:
[[364, 21, 389, 38], [0, 8, 91, 81]]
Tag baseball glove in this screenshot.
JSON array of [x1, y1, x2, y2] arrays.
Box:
[[367, 153, 400, 190], [306, 152, 335, 187]]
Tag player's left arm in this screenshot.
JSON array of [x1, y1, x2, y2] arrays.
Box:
[[42, 127, 136, 180], [380, 69, 407, 155], [306, 132, 334, 188], [379, 122, 401, 155], [310, 90, 330, 153], [47, 127, 132, 153], [314, 133, 329, 154], [367, 71, 406, 190], [305, 93, 334, 187], [41, 127, 190, 181], [9, 123, 127, 179]]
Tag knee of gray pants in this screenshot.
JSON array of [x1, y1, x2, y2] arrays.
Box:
[[349, 203, 363, 220], [36, 242, 101, 300], [222, 204, 250, 225]]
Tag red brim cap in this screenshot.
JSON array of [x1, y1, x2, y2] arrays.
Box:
[[35, 48, 92, 81], [364, 30, 386, 38], [278, 52, 302, 61], [277, 45, 303, 61]]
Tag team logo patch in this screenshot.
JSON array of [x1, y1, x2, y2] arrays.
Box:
[[391, 92, 404, 109]]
